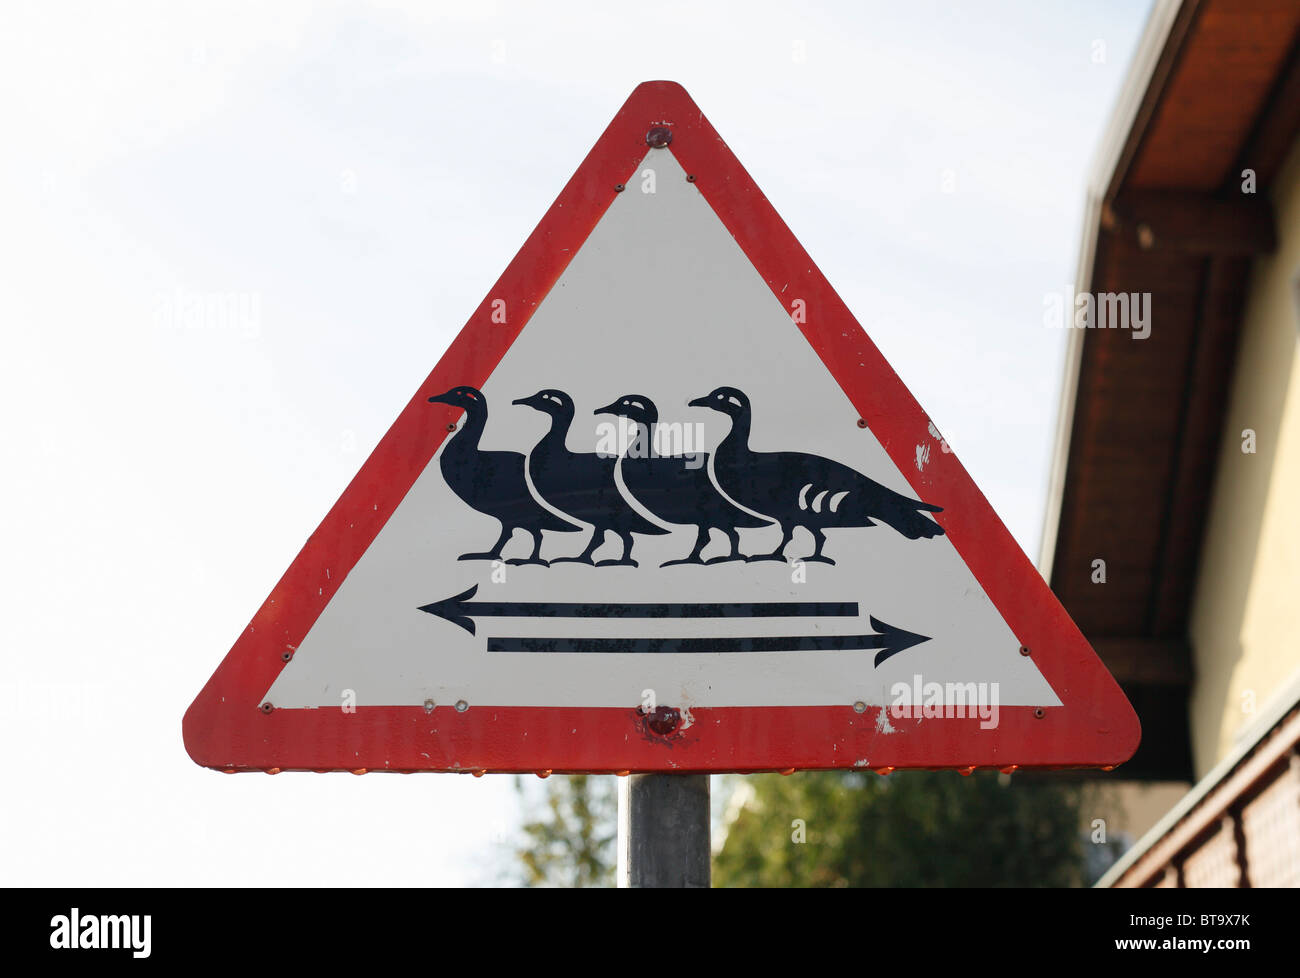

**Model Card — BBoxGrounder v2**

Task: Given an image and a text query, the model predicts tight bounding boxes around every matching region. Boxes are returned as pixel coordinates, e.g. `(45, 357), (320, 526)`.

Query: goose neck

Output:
(629, 420), (656, 459)
(453, 404), (487, 450)
(721, 411), (751, 450)
(540, 412), (573, 449)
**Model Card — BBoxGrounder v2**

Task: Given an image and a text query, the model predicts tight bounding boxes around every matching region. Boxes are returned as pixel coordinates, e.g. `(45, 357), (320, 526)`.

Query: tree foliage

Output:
(514, 769), (1093, 887)
(515, 774), (617, 887)
(714, 770), (1087, 887)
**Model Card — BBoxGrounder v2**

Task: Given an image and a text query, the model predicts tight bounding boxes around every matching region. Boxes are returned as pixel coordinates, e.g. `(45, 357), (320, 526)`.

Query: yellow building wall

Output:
(1189, 138), (1300, 779)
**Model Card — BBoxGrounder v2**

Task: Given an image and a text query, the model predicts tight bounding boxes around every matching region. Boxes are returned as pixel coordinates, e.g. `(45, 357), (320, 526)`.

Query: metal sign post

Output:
(619, 774), (710, 888)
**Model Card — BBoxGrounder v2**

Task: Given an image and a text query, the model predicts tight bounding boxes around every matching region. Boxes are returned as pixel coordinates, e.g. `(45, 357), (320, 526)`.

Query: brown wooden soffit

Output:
(1124, 0), (1300, 192)
(1102, 191), (1276, 256)
(1092, 638), (1192, 687)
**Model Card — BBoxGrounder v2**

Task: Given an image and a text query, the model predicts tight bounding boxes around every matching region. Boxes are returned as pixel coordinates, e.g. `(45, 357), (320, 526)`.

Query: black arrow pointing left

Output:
(418, 584), (859, 634)
(418, 585), (929, 667)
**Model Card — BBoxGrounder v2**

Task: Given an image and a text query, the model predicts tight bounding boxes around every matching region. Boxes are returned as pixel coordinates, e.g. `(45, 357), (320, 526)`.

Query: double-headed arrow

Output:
(418, 585), (929, 666)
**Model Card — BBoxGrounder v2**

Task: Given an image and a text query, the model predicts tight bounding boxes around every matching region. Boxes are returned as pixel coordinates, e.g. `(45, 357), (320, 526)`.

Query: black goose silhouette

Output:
(428, 386), (580, 564)
(513, 389), (670, 566)
(688, 386), (944, 564)
(594, 394), (771, 566)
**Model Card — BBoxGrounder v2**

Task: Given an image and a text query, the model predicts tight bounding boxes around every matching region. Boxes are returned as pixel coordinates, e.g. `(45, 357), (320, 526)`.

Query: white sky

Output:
(0, 0), (1151, 885)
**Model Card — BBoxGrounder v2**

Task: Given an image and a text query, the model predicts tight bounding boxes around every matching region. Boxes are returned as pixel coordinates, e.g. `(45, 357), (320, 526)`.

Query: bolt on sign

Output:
(184, 81), (1139, 775)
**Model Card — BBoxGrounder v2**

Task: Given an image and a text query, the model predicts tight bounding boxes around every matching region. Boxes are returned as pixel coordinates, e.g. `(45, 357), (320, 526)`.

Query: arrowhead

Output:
(868, 615), (930, 667)
(417, 585), (479, 635)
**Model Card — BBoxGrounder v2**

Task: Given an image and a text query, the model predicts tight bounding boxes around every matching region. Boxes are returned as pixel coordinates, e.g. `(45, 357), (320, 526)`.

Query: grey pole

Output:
(619, 773), (711, 887)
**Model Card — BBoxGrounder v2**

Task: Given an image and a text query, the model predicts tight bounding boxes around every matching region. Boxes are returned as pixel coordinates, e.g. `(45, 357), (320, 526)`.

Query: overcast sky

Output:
(0, 0), (1151, 886)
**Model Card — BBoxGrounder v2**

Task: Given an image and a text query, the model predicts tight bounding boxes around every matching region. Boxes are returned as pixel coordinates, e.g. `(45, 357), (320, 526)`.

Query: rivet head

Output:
(856, 418), (868, 429)
(685, 174), (696, 183)
(645, 705), (680, 736)
(455, 699), (469, 713)
(423, 699), (435, 713)
(1019, 645), (1031, 656)
(1034, 707), (1045, 719)
(446, 423), (457, 432)
(853, 701), (867, 714)
(646, 126), (672, 148)
(614, 183), (626, 193)
(259, 702), (274, 714)
(280, 651), (293, 662)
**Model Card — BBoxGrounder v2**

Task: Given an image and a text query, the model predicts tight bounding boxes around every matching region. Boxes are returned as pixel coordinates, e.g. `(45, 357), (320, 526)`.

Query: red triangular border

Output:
(184, 81), (1139, 774)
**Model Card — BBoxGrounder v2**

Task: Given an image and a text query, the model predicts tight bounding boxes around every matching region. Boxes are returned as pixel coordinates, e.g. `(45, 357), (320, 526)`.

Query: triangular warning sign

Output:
(184, 81), (1139, 774)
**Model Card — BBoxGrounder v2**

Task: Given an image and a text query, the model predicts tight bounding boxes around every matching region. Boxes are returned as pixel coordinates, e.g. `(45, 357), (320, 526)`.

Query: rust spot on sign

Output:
(632, 705), (699, 750)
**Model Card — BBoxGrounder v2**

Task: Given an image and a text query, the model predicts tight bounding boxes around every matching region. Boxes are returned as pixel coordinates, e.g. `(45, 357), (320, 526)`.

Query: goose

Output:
(513, 389), (670, 566)
(687, 386), (944, 564)
(427, 386), (580, 564)
(594, 394), (771, 566)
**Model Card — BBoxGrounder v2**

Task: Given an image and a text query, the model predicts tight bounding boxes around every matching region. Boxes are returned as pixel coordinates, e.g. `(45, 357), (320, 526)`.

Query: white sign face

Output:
(187, 81), (1137, 775)
(264, 149), (1058, 715)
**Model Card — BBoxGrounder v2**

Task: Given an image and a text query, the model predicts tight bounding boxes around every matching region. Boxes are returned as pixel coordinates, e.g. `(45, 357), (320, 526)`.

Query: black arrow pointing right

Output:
(487, 617), (930, 667)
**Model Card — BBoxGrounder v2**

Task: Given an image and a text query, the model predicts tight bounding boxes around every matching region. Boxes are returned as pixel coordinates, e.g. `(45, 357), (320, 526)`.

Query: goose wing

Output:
(536, 450), (669, 535)
(623, 454), (770, 529)
(477, 450), (581, 531)
(770, 451), (943, 537)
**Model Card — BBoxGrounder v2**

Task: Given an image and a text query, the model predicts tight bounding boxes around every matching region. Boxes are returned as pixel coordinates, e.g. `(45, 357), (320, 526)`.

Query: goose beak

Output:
(512, 394), (541, 409)
(427, 390), (456, 405)
(687, 395), (711, 409)
(593, 401), (620, 416)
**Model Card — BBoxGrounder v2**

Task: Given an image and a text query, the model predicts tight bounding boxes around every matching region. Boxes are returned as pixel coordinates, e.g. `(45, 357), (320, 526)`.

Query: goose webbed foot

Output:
(745, 553), (789, 563)
(704, 554), (747, 565)
(596, 557), (639, 568)
(505, 557), (549, 567)
(804, 529), (834, 565)
(664, 528), (711, 568)
(550, 555), (598, 565)
(458, 552), (504, 562)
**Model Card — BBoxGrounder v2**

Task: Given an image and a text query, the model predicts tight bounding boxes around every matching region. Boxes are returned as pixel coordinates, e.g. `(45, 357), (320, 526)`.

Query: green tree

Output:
(514, 769), (1095, 887)
(714, 769), (1088, 887)
(515, 774), (617, 887)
